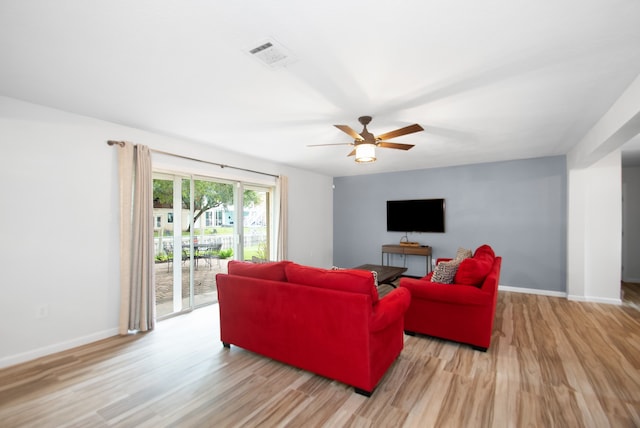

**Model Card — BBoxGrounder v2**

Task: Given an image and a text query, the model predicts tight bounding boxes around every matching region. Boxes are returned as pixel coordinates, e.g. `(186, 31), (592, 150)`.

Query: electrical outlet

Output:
(36, 304), (49, 319)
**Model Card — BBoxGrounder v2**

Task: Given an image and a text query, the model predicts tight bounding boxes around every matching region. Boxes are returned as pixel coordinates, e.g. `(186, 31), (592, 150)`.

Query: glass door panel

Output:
(243, 187), (270, 262)
(191, 178), (235, 307)
(181, 177), (193, 312)
(153, 175), (193, 318)
(152, 175), (182, 318)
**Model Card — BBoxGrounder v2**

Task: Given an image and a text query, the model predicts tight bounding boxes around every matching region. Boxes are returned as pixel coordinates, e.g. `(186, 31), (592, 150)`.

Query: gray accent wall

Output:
(333, 156), (567, 292)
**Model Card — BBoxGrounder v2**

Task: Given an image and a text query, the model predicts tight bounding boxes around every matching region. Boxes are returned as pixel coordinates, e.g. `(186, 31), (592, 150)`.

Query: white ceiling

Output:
(1, 0), (640, 176)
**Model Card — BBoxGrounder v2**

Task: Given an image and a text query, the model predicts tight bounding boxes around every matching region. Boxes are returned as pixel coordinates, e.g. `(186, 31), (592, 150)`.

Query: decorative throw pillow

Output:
(473, 244), (495, 260)
(455, 247), (473, 260)
(430, 258), (462, 284)
(454, 245), (495, 287)
(454, 256), (492, 287)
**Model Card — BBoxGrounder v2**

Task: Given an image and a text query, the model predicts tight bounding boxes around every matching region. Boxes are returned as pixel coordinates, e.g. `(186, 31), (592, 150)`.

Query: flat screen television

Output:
(386, 199), (445, 233)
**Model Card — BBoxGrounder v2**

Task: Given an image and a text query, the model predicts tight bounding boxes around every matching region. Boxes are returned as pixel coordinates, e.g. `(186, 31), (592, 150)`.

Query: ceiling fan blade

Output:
(334, 125), (364, 141)
(377, 142), (415, 150)
(376, 124), (424, 141)
(307, 142), (354, 147)
(347, 149), (356, 157)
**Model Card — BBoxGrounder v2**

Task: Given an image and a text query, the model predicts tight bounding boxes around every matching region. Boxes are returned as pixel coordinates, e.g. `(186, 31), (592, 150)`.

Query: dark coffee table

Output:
(353, 264), (408, 288)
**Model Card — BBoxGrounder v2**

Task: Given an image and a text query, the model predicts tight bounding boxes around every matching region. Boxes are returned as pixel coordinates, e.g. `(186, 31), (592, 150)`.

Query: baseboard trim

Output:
(567, 295), (622, 305)
(0, 327), (119, 369)
(498, 284), (567, 298)
(623, 277), (640, 283)
(499, 285), (622, 305)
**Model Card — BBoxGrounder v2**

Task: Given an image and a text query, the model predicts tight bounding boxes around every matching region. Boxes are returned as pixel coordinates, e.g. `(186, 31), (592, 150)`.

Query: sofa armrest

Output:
(399, 277), (492, 306)
(370, 287), (411, 332)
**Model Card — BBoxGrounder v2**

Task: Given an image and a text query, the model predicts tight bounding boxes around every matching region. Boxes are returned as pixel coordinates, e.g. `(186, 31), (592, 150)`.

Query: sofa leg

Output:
(404, 330), (416, 336)
(471, 345), (487, 352)
(222, 342), (231, 348)
(354, 388), (372, 397)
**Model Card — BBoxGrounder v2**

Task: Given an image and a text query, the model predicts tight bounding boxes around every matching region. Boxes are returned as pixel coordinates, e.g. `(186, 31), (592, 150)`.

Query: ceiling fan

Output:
(308, 116), (424, 163)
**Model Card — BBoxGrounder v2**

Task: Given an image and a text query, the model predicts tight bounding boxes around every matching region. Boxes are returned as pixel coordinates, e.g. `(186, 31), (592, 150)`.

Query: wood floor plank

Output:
(401, 366), (454, 428)
(1, 290), (640, 427)
(286, 384), (352, 426)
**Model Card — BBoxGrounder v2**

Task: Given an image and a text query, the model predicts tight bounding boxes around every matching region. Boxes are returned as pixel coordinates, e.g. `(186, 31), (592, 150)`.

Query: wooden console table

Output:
(381, 244), (432, 276)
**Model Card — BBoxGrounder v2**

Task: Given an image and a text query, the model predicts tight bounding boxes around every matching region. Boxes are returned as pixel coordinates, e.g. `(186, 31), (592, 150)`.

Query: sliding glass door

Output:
(153, 173), (237, 318)
(153, 172), (274, 319)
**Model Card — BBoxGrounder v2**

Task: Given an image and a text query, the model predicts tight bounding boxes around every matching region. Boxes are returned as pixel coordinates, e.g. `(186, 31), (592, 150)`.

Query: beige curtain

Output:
(277, 175), (288, 261)
(117, 142), (155, 335)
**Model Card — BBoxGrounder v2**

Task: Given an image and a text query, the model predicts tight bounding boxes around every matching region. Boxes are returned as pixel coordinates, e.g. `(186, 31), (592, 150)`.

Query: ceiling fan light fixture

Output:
(312, 116), (423, 163)
(355, 143), (376, 163)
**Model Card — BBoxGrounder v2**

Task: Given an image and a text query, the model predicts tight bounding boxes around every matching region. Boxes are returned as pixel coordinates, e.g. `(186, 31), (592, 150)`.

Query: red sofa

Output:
(216, 260), (411, 396)
(399, 245), (501, 351)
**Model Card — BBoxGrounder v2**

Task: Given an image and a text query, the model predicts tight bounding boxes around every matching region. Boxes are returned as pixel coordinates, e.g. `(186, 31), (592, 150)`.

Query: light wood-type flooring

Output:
(1, 286), (639, 427)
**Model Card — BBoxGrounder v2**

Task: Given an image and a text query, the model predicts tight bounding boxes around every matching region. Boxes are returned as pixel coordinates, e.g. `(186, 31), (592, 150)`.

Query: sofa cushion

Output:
(286, 263), (379, 304)
(421, 272), (434, 281)
(227, 260), (291, 282)
(333, 266), (379, 286)
(453, 245), (495, 287)
(430, 258), (462, 284)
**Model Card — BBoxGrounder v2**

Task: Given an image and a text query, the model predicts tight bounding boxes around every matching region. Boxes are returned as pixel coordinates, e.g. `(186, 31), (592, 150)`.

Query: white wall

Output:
(0, 96), (333, 368)
(622, 166), (640, 282)
(567, 150), (622, 303)
(566, 73), (640, 304)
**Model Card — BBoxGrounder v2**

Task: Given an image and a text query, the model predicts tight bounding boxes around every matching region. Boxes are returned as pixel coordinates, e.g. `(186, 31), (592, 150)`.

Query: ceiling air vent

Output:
(247, 39), (296, 68)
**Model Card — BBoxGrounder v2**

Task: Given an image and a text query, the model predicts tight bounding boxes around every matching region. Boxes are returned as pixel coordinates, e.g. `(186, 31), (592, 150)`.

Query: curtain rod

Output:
(107, 140), (280, 179)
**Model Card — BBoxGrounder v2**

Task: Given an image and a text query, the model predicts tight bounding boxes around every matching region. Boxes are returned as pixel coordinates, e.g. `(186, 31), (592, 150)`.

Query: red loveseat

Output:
(216, 261), (411, 396)
(399, 245), (502, 351)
